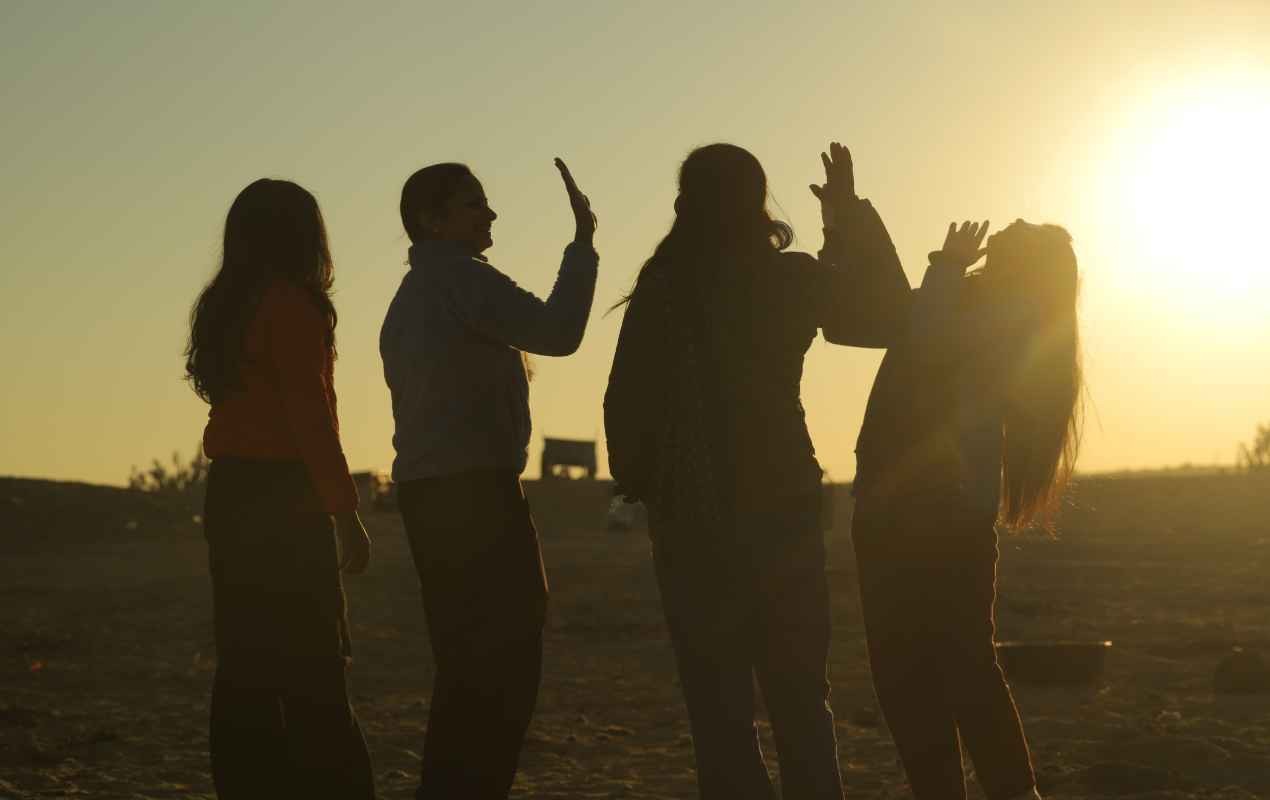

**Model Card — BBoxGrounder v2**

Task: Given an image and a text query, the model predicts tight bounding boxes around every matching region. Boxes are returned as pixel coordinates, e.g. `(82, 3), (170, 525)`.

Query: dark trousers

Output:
(204, 458), (375, 800)
(851, 493), (1035, 800)
(650, 494), (844, 800)
(397, 470), (548, 800)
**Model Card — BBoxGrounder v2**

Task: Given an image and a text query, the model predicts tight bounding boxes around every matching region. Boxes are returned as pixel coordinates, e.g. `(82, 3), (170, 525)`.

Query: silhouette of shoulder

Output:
(260, 280), (326, 328)
(775, 249), (820, 271)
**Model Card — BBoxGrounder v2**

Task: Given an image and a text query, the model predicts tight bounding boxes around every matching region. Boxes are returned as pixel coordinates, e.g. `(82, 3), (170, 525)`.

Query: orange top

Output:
(203, 281), (359, 513)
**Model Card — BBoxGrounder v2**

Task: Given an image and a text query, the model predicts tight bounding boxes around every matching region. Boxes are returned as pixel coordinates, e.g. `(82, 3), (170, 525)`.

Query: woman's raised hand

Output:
(555, 158), (597, 246)
(936, 220), (990, 271)
(809, 141), (856, 229)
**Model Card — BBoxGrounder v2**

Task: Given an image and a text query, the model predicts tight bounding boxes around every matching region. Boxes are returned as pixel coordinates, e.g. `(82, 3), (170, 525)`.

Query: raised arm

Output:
(447, 159), (599, 356)
(909, 220), (990, 364)
(808, 142), (912, 348)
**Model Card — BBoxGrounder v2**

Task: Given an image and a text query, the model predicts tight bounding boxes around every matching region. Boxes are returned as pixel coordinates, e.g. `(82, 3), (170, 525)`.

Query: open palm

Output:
(938, 220), (990, 271)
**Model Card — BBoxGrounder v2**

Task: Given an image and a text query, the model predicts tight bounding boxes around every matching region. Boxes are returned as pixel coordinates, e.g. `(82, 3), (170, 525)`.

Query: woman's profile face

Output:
(430, 174), (498, 254)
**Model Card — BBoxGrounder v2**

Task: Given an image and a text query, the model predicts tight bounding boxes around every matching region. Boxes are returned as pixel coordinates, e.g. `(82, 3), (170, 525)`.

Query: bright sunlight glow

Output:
(1099, 69), (1270, 327)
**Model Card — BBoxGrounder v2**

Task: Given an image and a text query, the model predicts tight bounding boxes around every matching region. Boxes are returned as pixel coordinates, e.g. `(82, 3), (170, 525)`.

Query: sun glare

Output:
(1100, 70), (1270, 326)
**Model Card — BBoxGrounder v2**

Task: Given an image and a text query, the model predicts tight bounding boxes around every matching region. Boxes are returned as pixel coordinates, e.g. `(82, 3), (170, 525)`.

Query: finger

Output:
(821, 151), (832, 178)
(554, 157), (581, 196)
(976, 219), (990, 246)
(841, 144), (855, 196)
(944, 221), (957, 245)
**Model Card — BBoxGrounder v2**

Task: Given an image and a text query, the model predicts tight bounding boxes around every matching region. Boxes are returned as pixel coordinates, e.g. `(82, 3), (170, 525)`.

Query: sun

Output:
(1099, 69), (1270, 326)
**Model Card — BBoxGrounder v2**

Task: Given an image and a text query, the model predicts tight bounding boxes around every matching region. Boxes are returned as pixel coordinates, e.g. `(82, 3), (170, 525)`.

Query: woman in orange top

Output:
(187, 178), (375, 799)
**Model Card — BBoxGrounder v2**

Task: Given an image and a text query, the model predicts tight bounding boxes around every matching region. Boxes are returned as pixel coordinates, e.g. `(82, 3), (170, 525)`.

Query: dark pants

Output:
(650, 493), (844, 800)
(851, 493), (1035, 800)
(397, 470), (548, 800)
(204, 458), (375, 800)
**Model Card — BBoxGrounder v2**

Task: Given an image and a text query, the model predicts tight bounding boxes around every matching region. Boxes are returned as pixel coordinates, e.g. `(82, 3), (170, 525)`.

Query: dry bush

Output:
(1239, 423), (1270, 471)
(127, 444), (208, 499)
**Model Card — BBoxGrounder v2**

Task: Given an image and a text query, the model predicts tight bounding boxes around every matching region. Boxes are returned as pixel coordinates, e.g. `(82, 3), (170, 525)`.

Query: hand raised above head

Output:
(555, 158), (597, 246)
(809, 141), (856, 229)
(934, 220), (990, 272)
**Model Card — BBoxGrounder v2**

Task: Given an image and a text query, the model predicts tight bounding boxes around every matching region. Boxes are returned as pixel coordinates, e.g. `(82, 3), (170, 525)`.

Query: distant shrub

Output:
(1238, 423), (1270, 471)
(128, 445), (209, 497)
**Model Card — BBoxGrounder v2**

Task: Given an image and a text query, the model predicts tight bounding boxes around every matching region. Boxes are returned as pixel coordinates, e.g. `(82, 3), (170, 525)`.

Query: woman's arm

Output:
(603, 279), (664, 501)
(908, 220), (989, 364)
(448, 244), (598, 355)
(264, 284), (360, 515)
(446, 159), (600, 356)
(808, 142), (912, 348)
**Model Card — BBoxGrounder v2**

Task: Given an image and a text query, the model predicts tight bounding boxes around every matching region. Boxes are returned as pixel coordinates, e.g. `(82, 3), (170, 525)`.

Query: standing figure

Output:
(849, 203), (1082, 799)
(189, 179), (375, 799)
(604, 142), (906, 800)
(380, 159), (598, 799)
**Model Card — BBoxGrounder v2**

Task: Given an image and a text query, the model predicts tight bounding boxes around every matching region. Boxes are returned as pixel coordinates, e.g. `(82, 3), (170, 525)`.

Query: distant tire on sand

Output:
(995, 640), (1112, 685)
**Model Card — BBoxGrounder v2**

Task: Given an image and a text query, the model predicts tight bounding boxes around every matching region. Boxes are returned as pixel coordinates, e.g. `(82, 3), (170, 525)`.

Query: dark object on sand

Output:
(995, 640), (1111, 685)
(542, 438), (598, 479)
(1214, 648), (1270, 694)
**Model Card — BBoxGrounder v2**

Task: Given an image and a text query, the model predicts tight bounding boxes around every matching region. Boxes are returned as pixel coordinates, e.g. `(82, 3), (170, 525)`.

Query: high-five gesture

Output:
(555, 158), (597, 246)
(936, 220), (990, 272)
(808, 141), (856, 229)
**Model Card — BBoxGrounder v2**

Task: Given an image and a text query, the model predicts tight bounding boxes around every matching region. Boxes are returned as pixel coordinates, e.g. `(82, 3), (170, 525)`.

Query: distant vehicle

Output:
(351, 470), (396, 511)
(541, 438), (597, 480)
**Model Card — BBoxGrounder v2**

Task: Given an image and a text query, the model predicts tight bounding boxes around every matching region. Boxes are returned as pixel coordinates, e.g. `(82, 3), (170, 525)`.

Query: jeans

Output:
(204, 458), (375, 800)
(397, 470), (547, 800)
(851, 492), (1035, 800)
(650, 493), (845, 800)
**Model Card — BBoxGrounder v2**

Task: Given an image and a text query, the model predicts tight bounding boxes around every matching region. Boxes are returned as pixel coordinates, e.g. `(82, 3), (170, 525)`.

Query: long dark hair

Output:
(991, 224), (1083, 530)
(617, 143), (792, 308)
(400, 163), (474, 243)
(185, 179), (336, 404)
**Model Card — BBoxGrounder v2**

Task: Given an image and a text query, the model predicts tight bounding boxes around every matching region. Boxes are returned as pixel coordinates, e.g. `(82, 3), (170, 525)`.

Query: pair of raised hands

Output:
(809, 140), (989, 271)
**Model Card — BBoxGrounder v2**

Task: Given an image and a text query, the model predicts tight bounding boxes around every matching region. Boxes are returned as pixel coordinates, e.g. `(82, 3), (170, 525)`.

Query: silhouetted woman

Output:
(604, 143), (904, 800)
(187, 179), (375, 798)
(849, 205), (1082, 799)
(380, 159), (597, 799)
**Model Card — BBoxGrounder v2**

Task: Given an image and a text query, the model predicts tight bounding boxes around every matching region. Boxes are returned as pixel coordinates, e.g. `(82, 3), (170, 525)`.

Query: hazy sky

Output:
(3, 0), (1269, 485)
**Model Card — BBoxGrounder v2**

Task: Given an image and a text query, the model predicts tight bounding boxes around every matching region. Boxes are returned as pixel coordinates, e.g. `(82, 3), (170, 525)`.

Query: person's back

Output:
(699, 248), (830, 501)
(380, 240), (535, 481)
(187, 178), (374, 800)
(605, 141), (905, 800)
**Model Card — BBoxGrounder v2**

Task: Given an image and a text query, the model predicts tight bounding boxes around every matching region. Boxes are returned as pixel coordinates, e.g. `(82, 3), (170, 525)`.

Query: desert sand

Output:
(2, 472), (1269, 799)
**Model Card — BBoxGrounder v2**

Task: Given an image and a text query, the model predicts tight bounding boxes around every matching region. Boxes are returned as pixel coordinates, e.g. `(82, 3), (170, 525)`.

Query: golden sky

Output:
(2, 1), (1268, 485)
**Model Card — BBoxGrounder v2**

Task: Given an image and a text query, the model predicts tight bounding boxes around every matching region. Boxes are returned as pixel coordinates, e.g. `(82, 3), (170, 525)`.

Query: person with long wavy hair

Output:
(848, 191), (1082, 797)
(187, 178), (375, 799)
(604, 143), (906, 800)
(380, 158), (597, 799)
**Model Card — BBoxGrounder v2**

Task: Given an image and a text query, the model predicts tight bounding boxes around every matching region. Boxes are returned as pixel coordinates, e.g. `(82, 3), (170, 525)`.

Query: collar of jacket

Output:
(408, 239), (488, 268)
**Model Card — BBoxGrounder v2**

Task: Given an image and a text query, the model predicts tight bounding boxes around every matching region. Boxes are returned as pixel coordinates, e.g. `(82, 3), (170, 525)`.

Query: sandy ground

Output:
(2, 473), (1270, 799)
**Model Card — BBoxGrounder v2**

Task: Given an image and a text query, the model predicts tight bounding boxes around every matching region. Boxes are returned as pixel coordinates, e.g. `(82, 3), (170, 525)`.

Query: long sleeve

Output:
(447, 242), (599, 356)
(263, 285), (358, 513)
(603, 279), (664, 501)
(815, 197), (912, 348)
(908, 254), (973, 366)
